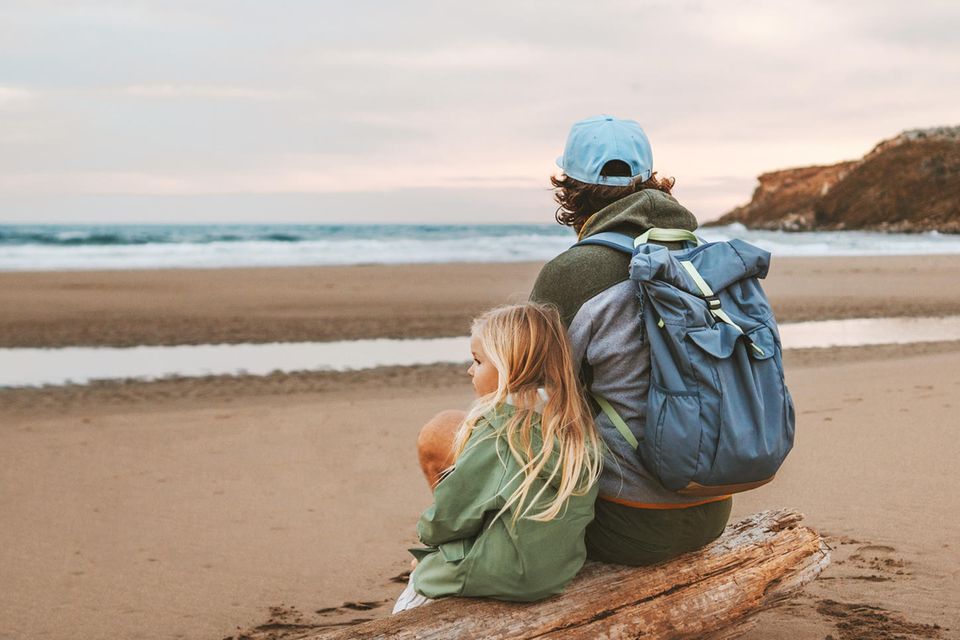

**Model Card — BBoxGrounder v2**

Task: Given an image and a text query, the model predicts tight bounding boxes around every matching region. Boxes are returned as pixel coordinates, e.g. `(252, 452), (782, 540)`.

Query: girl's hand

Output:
(410, 558), (418, 570)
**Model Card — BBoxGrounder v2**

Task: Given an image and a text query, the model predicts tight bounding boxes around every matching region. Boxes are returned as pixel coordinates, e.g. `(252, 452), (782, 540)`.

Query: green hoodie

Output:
(410, 404), (598, 601)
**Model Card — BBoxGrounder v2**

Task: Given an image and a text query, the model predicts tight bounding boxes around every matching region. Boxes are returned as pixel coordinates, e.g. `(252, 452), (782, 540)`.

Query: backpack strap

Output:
(678, 260), (765, 356)
(575, 228), (702, 252)
(678, 260), (743, 332)
(593, 394), (639, 450)
(634, 228), (701, 247)
(575, 231), (634, 253)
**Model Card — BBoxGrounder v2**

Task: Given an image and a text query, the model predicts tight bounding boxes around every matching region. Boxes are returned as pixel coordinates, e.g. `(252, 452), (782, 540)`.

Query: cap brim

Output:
(555, 155), (564, 170)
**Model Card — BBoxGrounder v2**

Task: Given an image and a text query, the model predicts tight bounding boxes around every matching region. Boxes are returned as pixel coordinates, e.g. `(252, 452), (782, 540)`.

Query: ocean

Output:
(2, 223), (960, 271)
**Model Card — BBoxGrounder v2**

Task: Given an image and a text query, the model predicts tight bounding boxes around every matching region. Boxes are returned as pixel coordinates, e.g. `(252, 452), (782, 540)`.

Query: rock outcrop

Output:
(711, 126), (960, 232)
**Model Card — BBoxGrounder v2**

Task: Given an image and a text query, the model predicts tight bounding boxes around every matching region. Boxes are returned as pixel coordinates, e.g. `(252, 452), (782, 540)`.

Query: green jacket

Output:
(411, 405), (598, 601)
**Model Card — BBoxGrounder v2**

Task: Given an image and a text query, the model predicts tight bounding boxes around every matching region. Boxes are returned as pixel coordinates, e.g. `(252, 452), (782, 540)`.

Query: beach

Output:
(4, 256), (960, 348)
(2, 257), (959, 640)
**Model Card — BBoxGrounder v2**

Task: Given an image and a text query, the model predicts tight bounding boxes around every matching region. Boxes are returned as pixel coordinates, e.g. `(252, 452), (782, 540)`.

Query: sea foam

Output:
(2, 223), (960, 271)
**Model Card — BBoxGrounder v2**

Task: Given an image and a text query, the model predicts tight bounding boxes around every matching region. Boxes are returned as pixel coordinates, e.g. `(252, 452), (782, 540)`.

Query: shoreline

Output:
(4, 255), (960, 348)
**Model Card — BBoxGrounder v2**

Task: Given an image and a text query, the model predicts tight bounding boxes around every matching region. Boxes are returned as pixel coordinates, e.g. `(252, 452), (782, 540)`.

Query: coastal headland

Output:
(711, 126), (960, 233)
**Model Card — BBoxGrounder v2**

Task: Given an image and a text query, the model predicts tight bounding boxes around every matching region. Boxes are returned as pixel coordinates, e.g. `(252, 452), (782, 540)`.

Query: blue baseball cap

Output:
(556, 115), (654, 186)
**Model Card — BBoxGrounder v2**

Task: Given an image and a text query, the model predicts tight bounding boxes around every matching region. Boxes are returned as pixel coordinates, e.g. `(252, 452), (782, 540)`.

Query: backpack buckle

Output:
(705, 295), (722, 310)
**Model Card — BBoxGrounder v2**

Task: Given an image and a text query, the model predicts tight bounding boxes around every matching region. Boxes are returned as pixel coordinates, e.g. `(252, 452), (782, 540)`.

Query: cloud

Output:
(306, 42), (553, 71)
(0, 157), (548, 196)
(0, 171), (188, 195)
(116, 84), (298, 101)
(1, 1), (958, 222)
(0, 187), (558, 224)
(0, 86), (34, 109)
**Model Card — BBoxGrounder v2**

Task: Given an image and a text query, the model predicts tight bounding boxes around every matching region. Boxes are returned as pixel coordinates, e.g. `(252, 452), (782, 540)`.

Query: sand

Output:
(4, 255), (960, 348)
(1, 258), (959, 639)
(0, 262), (542, 348)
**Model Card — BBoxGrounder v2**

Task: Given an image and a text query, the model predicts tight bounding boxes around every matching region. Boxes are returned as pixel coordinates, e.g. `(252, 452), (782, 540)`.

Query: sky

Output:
(0, 0), (958, 224)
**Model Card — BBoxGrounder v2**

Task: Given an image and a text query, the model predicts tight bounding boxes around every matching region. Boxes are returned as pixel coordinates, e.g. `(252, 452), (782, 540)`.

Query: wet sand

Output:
(1, 259), (960, 639)
(4, 255), (960, 347)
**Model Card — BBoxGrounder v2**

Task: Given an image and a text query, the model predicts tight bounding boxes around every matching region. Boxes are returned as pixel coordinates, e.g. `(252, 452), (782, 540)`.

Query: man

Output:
(529, 114), (730, 564)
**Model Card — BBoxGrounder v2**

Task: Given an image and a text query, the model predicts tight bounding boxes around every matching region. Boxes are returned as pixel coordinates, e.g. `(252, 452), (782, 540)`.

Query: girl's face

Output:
(468, 333), (500, 397)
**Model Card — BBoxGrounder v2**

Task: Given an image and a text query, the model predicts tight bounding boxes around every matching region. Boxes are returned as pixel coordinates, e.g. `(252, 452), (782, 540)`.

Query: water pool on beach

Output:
(3, 316), (960, 388)
(0, 337), (471, 388)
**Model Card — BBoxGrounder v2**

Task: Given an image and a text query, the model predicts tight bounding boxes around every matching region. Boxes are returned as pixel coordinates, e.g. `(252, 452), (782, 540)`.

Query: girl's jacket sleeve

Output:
(417, 419), (508, 547)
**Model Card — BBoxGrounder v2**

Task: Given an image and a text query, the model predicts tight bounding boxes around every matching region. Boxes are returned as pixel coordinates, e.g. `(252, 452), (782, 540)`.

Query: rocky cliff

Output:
(711, 126), (960, 232)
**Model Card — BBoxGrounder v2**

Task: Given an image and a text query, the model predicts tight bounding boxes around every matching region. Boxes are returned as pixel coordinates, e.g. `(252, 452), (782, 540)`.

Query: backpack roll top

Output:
(630, 240), (770, 301)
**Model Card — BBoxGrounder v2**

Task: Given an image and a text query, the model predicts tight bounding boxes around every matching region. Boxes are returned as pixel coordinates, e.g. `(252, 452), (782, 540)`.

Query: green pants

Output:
(585, 497), (732, 566)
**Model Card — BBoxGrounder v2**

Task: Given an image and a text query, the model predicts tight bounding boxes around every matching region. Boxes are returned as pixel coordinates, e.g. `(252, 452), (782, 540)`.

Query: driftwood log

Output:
(313, 508), (829, 640)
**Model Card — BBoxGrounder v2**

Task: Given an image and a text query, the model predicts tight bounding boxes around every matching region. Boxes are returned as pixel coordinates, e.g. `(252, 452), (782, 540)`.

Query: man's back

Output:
(531, 188), (732, 564)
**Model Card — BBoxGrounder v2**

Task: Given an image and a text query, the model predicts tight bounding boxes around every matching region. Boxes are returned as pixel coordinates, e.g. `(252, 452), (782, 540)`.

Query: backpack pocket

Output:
(645, 383), (702, 492)
(694, 323), (791, 490)
(748, 323), (796, 465)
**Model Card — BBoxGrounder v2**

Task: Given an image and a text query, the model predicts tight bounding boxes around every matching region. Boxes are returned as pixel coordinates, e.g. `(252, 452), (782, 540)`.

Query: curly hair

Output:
(551, 161), (676, 232)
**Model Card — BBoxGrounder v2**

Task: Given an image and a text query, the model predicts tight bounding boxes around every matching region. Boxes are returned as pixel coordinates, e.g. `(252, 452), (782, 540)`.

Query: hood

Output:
(578, 189), (699, 240)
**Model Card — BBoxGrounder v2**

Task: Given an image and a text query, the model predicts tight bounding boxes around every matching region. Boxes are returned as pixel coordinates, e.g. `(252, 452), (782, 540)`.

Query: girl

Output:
(394, 303), (603, 613)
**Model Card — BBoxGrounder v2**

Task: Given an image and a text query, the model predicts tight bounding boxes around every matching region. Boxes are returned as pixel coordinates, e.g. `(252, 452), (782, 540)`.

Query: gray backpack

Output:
(577, 228), (796, 497)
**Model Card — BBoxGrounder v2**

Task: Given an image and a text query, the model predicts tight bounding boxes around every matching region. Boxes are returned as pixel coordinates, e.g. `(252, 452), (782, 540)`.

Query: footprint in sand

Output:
(816, 599), (944, 640)
(315, 600), (388, 616)
(822, 538), (911, 583)
(228, 601), (391, 640)
(390, 570), (412, 584)
(848, 544), (909, 578)
(857, 544), (895, 553)
(343, 601), (383, 611)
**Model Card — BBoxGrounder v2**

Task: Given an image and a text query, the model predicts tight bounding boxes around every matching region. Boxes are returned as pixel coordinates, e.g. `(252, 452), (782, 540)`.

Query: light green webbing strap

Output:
(593, 394), (639, 450)
(679, 260), (765, 356)
(679, 260), (744, 333)
(634, 227), (701, 248)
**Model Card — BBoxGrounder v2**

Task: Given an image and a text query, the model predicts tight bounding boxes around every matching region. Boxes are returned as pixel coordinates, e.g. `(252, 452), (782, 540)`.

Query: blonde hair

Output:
(452, 303), (602, 524)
